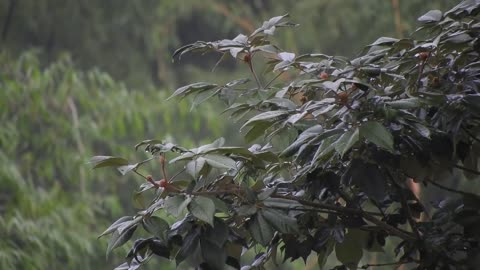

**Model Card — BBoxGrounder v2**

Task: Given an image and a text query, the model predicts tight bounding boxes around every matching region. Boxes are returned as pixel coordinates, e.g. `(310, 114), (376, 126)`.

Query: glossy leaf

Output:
(203, 154), (236, 170)
(248, 212), (275, 246)
(168, 82), (218, 100)
(335, 128), (359, 157)
(89, 156), (128, 169)
(106, 225), (137, 258)
(359, 121), (394, 152)
(165, 195), (192, 217)
(142, 216), (169, 241)
(188, 196), (215, 226)
(262, 209), (298, 234)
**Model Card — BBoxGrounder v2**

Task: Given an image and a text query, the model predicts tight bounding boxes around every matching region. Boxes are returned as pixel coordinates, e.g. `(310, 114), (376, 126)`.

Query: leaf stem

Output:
(247, 57), (263, 89)
(133, 170), (149, 179)
(264, 72), (283, 89)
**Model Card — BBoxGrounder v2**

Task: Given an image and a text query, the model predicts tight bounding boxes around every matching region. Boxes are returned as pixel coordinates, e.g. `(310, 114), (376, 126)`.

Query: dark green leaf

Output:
(201, 238), (227, 270)
(368, 37), (399, 47)
(168, 82), (218, 100)
(175, 229), (200, 266)
(262, 198), (302, 209)
(335, 128), (359, 157)
(117, 164), (138, 175)
(188, 196), (215, 226)
(89, 156), (128, 169)
(386, 98), (422, 109)
(142, 216), (169, 241)
(236, 205), (258, 216)
(204, 219), (229, 247)
(418, 10), (443, 23)
(359, 121), (394, 152)
(244, 121), (274, 143)
(165, 195), (191, 217)
(99, 216), (133, 238)
(106, 225), (137, 258)
(317, 240), (334, 269)
(186, 157), (207, 179)
(241, 110), (289, 131)
(262, 209), (298, 234)
(203, 154), (236, 170)
(248, 213), (275, 246)
(196, 137), (225, 153)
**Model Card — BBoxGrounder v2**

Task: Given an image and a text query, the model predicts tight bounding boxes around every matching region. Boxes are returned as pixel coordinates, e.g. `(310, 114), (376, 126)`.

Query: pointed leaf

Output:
(262, 209), (298, 233)
(189, 196), (215, 226)
(248, 213), (275, 246)
(165, 195), (192, 217)
(186, 157), (207, 179)
(99, 216), (133, 238)
(418, 10), (443, 23)
(89, 156), (128, 169)
(335, 128), (359, 157)
(201, 238), (227, 270)
(203, 154), (236, 170)
(241, 110), (289, 130)
(142, 216), (169, 241)
(106, 225), (137, 258)
(168, 82), (218, 100)
(360, 122), (394, 152)
(117, 164), (138, 175)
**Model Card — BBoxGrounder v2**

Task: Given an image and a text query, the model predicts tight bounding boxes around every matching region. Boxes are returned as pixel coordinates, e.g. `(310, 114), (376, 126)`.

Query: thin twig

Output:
(169, 168), (186, 182)
(462, 126), (480, 143)
(133, 170), (149, 180)
(360, 259), (414, 269)
(264, 72), (283, 89)
(434, 161), (480, 176)
(426, 179), (480, 199)
(272, 194), (417, 241)
(159, 154), (169, 181)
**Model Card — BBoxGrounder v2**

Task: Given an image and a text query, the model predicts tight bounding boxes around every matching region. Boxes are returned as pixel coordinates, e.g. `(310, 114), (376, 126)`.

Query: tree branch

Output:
(462, 126), (480, 143)
(426, 179), (480, 199)
(360, 259), (416, 269)
(432, 160), (480, 176)
(272, 194), (417, 241)
(265, 72), (284, 89)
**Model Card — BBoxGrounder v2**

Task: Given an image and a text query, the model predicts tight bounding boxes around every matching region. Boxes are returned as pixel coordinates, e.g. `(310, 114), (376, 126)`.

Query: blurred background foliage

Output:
(0, 0), (456, 269)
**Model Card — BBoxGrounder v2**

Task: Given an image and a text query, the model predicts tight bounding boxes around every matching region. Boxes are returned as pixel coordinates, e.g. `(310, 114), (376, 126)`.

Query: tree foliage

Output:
(95, 1), (480, 269)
